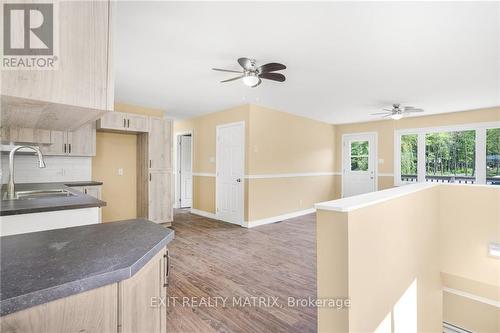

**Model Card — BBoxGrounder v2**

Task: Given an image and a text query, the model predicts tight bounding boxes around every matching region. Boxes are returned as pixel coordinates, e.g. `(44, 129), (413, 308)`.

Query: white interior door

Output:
(342, 133), (377, 197)
(216, 122), (245, 225)
(179, 135), (192, 208)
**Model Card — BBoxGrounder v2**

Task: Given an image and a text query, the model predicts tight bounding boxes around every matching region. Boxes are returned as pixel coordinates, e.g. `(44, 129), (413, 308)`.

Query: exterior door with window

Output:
(342, 133), (377, 197)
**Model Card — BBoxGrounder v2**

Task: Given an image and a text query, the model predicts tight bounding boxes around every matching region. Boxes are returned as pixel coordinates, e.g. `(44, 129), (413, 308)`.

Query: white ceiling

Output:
(114, 1), (500, 124)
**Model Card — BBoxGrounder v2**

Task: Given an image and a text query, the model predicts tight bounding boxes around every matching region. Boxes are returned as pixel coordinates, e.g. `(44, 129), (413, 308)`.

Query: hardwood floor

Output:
(166, 209), (317, 333)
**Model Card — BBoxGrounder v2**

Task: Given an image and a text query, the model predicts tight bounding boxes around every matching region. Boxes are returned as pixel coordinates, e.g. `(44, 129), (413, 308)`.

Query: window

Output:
(425, 130), (475, 183)
(395, 122), (500, 186)
(350, 141), (369, 171)
(486, 128), (500, 185)
(400, 134), (418, 183)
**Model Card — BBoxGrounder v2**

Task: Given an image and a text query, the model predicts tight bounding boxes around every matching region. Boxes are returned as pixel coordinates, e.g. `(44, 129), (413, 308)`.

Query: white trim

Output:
(443, 322), (472, 333)
(341, 132), (378, 197)
(443, 287), (500, 308)
(395, 121), (500, 135)
(190, 208), (217, 220)
(316, 182), (437, 212)
(244, 208), (316, 228)
(245, 172), (336, 179)
(174, 130), (194, 209)
(192, 172), (216, 177)
(215, 121), (246, 226)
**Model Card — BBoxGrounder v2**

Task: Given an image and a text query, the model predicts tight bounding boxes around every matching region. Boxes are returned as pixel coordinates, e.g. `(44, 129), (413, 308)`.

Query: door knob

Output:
(236, 178), (241, 182)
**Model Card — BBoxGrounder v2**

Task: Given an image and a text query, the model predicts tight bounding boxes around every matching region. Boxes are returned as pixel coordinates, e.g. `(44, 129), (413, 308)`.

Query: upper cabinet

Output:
(97, 112), (149, 133)
(40, 123), (96, 157)
(149, 117), (173, 170)
(1, 1), (114, 131)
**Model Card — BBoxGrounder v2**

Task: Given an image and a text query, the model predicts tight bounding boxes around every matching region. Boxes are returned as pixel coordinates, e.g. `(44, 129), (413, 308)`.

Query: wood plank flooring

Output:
(166, 209), (317, 333)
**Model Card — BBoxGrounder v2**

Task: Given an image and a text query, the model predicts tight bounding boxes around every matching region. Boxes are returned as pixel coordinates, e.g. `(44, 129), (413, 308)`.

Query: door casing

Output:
(174, 130), (193, 208)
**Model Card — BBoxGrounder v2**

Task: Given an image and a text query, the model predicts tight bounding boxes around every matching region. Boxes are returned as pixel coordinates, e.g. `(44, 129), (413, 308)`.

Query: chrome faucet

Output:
(7, 146), (46, 199)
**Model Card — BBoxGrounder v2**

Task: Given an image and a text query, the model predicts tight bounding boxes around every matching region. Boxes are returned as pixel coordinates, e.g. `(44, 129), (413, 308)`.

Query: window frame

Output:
(394, 121), (500, 186)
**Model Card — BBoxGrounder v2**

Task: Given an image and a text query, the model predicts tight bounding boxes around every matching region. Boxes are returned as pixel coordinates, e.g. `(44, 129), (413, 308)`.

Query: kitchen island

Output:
(0, 219), (174, 332)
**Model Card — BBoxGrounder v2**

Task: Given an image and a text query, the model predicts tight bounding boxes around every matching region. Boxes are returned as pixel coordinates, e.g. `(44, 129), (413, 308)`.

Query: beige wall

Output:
(333, 107), (500, 192)
(443, 292), (499, 333)
(92, 103), (165, 222)
(174, 104), (337, 223)
(92, 131), (137, 222)
(318, 187), (442, 332)
(317, 184), (500, 333)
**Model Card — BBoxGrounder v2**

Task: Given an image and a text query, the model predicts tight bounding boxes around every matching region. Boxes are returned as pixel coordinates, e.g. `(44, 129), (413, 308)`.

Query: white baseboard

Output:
(244, 208), (316, 228)
(190, 208), (217, 220)
(189, 207), (316, 228)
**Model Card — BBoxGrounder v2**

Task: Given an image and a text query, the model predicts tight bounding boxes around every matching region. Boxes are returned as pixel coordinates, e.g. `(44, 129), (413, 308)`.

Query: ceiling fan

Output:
(371, 104), (424, 120)
(212, 57), (286, 88)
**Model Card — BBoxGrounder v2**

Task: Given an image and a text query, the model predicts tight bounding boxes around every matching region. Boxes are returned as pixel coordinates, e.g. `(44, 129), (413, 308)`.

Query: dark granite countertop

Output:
(0, 182), (106, 216)
(0, 219), (175, 316)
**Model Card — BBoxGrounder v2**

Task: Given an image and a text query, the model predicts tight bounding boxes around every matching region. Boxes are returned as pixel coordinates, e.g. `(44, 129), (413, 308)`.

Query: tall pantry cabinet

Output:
(137, 117), (173, 225)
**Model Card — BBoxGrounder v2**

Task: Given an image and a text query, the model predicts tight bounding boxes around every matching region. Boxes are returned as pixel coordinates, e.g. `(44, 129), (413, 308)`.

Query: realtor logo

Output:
(2, 2), (58, 69)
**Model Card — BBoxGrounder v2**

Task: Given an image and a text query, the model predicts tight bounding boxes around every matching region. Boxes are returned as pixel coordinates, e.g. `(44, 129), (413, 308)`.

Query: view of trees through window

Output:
(487, 128), (500, 181)
(425, 130), (475, 179)
(400, 134), (418, 181)
(350, 141), (369, 171)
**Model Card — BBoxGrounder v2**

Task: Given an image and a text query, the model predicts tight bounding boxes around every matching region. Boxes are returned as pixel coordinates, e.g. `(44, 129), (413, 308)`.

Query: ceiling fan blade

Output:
(382, 108), (393, 112)
(220, 75), (244, 83)
(382, 114), (394, 118)
(405, 109), (424, 113)
(258, 62), (286, 73)
(259, 72), (286, 82)
(238, 57), (253, 70)
(212, 68), (242, 74)
(371, 112), (391, 115)
(251, 78), (262, 88)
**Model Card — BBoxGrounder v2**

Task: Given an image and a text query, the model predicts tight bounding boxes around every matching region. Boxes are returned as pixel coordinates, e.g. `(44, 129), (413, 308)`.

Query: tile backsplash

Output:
(1, 155), (92, 184)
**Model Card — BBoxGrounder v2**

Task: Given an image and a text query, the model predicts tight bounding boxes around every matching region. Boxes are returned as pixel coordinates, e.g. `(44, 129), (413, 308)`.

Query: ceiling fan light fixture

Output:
(242, 73), (259, 87)
(391, 113), (403, 120)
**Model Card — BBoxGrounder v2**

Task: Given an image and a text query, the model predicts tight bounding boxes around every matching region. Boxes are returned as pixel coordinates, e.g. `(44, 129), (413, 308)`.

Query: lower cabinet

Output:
(149, 171), (173, 224)
(71, 185), (103, 222)
(0, 247), (169, 333)
(119, 247), (169, 333)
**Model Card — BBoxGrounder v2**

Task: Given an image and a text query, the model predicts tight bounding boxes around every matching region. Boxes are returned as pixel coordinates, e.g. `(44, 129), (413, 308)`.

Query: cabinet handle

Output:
(68, 143), (71, 154)
(123, 119), (126, 128)
(84, 188), (87, 194)
(149, 173), (151, 182)
(149, 159), (152, 168)
(63, 143), (66, 153)
(127, 119), (130, 128)
(163, 251), (170, 287)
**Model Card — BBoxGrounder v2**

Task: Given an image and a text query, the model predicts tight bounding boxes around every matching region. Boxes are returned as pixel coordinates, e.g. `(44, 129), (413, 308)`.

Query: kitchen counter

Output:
(0, 182), (105, 216)
(0, 219), (175, 316)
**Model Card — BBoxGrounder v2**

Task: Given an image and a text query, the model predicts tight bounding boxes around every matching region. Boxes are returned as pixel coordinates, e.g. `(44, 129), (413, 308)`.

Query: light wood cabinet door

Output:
(149, 171), (172, 224)
(67, 123), (96, 156)
(1, 1), (113, 110)
(0, 284), (118, 333)
(41, 130), (66, 155)
(149, 118), (172, 170)
(84, 185), (102, 200)
(0, 128), (52, 145)
(127, 114), (149, 132)
(97, 111), (127, 131)
(119, 247), (167, 333)
(98, 112), (149, 133)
